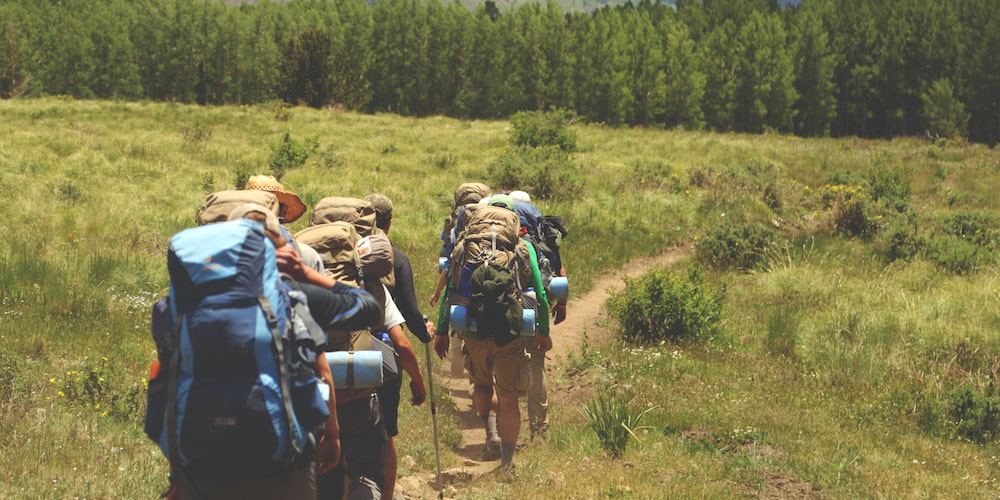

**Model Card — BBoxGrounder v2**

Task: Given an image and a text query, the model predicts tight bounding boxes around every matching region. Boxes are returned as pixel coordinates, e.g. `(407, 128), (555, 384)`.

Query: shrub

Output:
(268, 132), (318, 179)
(818, 184), (878, 237)
(608, 267), (724, 344)
(876, 213), (925, 262)
(581, 392), (653, 459)
(627, 159), (682, 192)
(508, 108), (578, 152)
(486, 144), (582, 201)
(695, 221), (776, 271)
(926, 236), (985, 274)
(939, 211), (1000, 250)
(944, 383), (1000, 443)
(865, 156), (911, 212)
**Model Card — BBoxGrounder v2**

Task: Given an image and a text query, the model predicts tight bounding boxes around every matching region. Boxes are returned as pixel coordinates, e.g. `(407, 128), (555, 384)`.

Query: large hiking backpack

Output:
(438, 183), (491, 269)
(196, 190), (280, 226)
(295, 198), (395, 352)
(144, 218), (329, 470)
(447, 205), (534, 345)
(513, 201), (569, 300)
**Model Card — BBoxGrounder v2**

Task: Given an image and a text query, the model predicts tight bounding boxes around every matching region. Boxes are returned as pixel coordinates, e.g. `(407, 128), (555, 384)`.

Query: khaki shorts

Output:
(463, 337), (530, 398)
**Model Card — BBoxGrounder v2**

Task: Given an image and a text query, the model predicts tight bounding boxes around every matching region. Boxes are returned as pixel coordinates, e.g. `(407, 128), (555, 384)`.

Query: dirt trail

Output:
(401, 246), (690, 498)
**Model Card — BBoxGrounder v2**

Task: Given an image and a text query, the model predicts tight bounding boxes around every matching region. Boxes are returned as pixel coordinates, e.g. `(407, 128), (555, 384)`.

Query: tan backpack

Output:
(311, 197), (378, 237)
(196, 190), (279, 226)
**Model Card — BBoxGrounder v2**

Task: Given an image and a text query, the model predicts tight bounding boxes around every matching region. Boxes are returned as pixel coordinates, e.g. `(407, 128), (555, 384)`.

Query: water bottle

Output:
(379, 332), (392, 346)
(521, 288), (538, 336)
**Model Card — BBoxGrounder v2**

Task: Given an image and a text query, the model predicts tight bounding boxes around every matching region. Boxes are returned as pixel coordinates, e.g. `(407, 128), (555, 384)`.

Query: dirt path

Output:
(400, 246), (690, 498)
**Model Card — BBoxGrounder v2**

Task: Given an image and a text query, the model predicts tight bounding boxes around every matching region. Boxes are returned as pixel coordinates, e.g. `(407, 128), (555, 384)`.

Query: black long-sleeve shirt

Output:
(391, 247), (431, 343)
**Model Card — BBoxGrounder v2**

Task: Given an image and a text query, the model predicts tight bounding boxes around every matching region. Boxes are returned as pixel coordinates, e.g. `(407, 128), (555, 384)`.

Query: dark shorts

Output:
(317, 392), (387, 500)
(375, 377), (402, 437)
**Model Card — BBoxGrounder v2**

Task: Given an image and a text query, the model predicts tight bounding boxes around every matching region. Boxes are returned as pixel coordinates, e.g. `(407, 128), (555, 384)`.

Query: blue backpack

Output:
(145, 219), (328, 470)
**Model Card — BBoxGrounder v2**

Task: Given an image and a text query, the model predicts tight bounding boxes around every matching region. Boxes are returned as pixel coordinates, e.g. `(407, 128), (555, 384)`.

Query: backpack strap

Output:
(258, 296), (301, 462)
(166, 315), (183, 469)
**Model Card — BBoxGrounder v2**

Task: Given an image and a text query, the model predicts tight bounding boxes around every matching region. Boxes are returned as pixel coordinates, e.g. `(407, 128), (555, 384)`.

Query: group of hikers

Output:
(144, 177), (568, 499)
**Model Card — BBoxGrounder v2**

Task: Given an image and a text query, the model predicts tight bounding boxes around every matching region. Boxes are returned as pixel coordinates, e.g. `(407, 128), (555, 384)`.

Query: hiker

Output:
(433, 194), (553, 470)
(295, 195), (426, 500)
(244, 174), (325, 274)
(365, 193), (436, 500)
(147, 204), (383, 500)
(509, 190), (569, 440)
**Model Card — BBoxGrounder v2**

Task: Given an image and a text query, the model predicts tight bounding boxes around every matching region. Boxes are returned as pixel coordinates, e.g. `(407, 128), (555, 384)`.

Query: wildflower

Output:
(58, 391), (65, 397)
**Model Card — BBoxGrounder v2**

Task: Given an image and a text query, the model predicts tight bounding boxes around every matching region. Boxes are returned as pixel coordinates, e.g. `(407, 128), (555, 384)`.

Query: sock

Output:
(481, 413), (499, 440)
(500, 442), (516, 466)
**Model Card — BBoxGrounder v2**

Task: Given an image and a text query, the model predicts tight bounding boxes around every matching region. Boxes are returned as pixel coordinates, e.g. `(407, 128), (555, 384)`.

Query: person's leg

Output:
(492, 338), (531, 468)
(383, 436), (397, 500)
(375, 378), (402, 500)
(464, 337), (502, 457)
(525, 340), (548, 438)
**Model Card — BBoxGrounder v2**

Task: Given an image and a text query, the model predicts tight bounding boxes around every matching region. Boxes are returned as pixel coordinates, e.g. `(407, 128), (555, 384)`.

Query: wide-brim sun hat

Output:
(245, 174), (307, 223)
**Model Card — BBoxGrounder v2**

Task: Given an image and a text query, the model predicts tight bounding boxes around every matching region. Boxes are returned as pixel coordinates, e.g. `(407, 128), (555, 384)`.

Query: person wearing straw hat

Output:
(244, 175), (324, 274)
(245, 175), (308, 224)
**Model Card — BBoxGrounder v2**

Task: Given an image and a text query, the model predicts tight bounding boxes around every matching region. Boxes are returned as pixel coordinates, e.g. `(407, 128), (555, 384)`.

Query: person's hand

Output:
(552, 302), (567, 325)
(434, 334), (450, 360)
(535, 334), (552, 354)
(423, 320), (437, 344)
(275, 245), (306, 280)
(409, 378), (427, 406)
(429, 290), (441, 307)
(315, 429), (341, 474)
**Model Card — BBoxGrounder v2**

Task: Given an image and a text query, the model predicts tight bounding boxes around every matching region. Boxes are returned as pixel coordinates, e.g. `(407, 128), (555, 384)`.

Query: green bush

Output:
(865, 157), (911, 212)
(608, 267), (724, 344)
(926, 236), (985, 274)
(486, 144), (582, 200)
(268, 132), (319, 180)
(944, 383), (1000, 443)
(627, 159), (683, 192)
(939, 211), (1000, 250)
(876, 213), (926, 262)
(508, 108), (578, 152)
(695, 221), (776, 271)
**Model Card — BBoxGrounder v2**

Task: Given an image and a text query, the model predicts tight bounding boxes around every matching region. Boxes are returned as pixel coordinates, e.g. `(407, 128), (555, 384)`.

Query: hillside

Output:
(1, 99), (999, 498)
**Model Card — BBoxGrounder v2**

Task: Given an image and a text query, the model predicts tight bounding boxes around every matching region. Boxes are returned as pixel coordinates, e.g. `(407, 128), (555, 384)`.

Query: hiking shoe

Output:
(481, 436), (502, 461)
(495, 461), (517, 476)
(530, 427), (548, 441)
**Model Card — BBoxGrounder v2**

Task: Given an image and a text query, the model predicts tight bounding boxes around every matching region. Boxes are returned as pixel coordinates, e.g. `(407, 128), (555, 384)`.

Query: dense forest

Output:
(1, 0), (997, 144)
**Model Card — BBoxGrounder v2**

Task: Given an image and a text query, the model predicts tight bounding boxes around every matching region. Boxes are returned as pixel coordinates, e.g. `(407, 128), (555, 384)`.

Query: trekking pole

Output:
(422, 328), (444, 494)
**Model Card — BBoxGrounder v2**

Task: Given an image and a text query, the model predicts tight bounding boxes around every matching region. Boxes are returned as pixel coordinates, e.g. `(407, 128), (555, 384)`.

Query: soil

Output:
(393, 246), (691, 499)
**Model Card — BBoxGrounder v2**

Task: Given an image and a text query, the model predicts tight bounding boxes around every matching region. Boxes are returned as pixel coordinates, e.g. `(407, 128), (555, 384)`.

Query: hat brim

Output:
(274, 192), (307, 223)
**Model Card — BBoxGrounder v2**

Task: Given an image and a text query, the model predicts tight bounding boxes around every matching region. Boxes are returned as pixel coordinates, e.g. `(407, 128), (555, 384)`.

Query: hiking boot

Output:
(481, 435), (502, 461)
(530, 426), (548, 441)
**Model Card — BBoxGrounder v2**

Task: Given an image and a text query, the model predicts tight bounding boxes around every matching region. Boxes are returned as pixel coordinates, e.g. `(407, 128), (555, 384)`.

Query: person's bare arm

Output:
(386, 324), (426, 405)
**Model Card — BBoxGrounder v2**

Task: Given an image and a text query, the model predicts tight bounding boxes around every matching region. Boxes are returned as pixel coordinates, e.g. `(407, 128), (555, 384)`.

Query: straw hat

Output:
(245, 175), (307, 223)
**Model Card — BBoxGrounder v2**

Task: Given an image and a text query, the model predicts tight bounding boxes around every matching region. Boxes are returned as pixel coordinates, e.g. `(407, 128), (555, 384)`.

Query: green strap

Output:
(437, 277), (451, 333)
(523, 243), (550, 337)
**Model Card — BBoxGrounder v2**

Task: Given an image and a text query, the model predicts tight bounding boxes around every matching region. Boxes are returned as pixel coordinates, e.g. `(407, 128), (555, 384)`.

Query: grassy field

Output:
(1, 97), (999, 498)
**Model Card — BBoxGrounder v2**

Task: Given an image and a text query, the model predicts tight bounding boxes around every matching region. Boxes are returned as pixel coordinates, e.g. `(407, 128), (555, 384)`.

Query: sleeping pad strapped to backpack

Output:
(145, 218), (329, 471)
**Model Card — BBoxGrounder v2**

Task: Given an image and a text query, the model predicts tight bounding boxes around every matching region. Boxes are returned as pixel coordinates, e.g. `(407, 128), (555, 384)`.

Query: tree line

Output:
(1, 0), (997, 144)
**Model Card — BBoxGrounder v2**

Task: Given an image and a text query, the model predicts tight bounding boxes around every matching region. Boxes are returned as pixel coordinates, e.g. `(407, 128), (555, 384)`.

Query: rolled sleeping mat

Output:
(327, 350), (383, 389)
(449, 305), (477, 332)
(548, 276), (569, 300)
